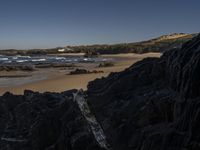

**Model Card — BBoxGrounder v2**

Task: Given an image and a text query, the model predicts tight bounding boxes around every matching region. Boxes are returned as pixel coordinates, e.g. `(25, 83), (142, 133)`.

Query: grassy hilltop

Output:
(0, 33), (196, 56)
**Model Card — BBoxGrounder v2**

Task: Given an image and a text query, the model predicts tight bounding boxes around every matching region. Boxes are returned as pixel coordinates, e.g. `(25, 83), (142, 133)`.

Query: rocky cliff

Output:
(87, 34), (200, 150)
(1, 34), (200, 150)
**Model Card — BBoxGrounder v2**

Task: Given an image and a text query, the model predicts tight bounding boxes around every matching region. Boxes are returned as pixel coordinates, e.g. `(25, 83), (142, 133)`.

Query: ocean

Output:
(0, 55), (109, 65)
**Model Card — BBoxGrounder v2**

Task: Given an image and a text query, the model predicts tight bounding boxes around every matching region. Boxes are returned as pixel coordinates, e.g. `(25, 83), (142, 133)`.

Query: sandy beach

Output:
(0, 53), (161, 95)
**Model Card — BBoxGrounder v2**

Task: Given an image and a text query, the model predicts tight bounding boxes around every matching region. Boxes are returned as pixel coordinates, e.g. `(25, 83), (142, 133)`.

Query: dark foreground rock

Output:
(87, 34), (200, 150)
(0, 90), (104, 150)
(1, 34), (200, 150)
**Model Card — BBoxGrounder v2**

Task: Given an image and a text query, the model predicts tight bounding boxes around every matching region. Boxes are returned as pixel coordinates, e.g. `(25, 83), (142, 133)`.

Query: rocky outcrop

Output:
(87, 34), (200, 150)
(1, 34), (200, 150)
(0, 90), (104, 150)
(69, 69), (104, 75)
(0, 65), (35, 71)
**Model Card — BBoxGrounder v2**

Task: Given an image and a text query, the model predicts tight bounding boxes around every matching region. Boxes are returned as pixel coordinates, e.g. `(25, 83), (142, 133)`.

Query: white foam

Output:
(55, 57), (66, 60)
(12, 57), (18, 60)
(4, 61), (12, 63)
(17, 60), (28, 63)
(0, 58), (8, 61)
(31, 59), (46, 62)
(17, 56), (31, 58)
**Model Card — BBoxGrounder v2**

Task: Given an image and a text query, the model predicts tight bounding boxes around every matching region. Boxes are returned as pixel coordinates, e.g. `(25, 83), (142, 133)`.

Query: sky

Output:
(0, 0), (199, 49)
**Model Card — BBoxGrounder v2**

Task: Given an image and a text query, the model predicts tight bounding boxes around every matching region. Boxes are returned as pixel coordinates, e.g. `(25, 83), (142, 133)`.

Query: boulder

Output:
(0, 90), (104, 150)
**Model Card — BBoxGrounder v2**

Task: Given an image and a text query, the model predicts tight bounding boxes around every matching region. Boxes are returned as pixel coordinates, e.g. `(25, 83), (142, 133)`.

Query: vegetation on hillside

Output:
(0, 33), (196, 56)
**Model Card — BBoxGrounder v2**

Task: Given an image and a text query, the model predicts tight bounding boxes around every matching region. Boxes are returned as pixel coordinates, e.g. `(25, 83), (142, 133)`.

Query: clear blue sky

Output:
(0, 0), (199, 49)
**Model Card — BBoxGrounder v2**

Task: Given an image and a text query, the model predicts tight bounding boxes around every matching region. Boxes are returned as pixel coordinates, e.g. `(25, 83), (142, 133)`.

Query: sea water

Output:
(0, 55), (109, 65)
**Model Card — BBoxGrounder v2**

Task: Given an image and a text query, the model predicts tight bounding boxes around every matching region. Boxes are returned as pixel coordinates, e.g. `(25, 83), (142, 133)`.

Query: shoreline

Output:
(0, 53), (161, 95)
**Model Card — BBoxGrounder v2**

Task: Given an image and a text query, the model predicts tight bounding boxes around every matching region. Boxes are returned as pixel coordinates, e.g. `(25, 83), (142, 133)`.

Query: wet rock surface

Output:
(1, 34), (200, 150)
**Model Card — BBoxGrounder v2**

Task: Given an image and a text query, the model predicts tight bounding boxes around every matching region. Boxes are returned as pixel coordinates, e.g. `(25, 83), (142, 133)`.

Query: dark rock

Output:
(87, 34), (200, 150)
(0, 65), (35, 71)
(0, 91), (104, 150)
(69, 68), (104, 75)
(1, 34), (200, 150)
(70, 68), (89, 74)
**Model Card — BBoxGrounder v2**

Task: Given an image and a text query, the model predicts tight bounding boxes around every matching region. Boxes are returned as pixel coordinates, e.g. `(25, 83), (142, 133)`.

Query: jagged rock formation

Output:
(1, 34), (200, 150)
(0, 90), (104, 150)
(87, 34), (200, 150)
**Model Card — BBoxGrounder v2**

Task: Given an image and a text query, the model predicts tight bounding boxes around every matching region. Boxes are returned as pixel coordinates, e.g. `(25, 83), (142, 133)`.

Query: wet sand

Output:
(0, 53), (161, 95)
